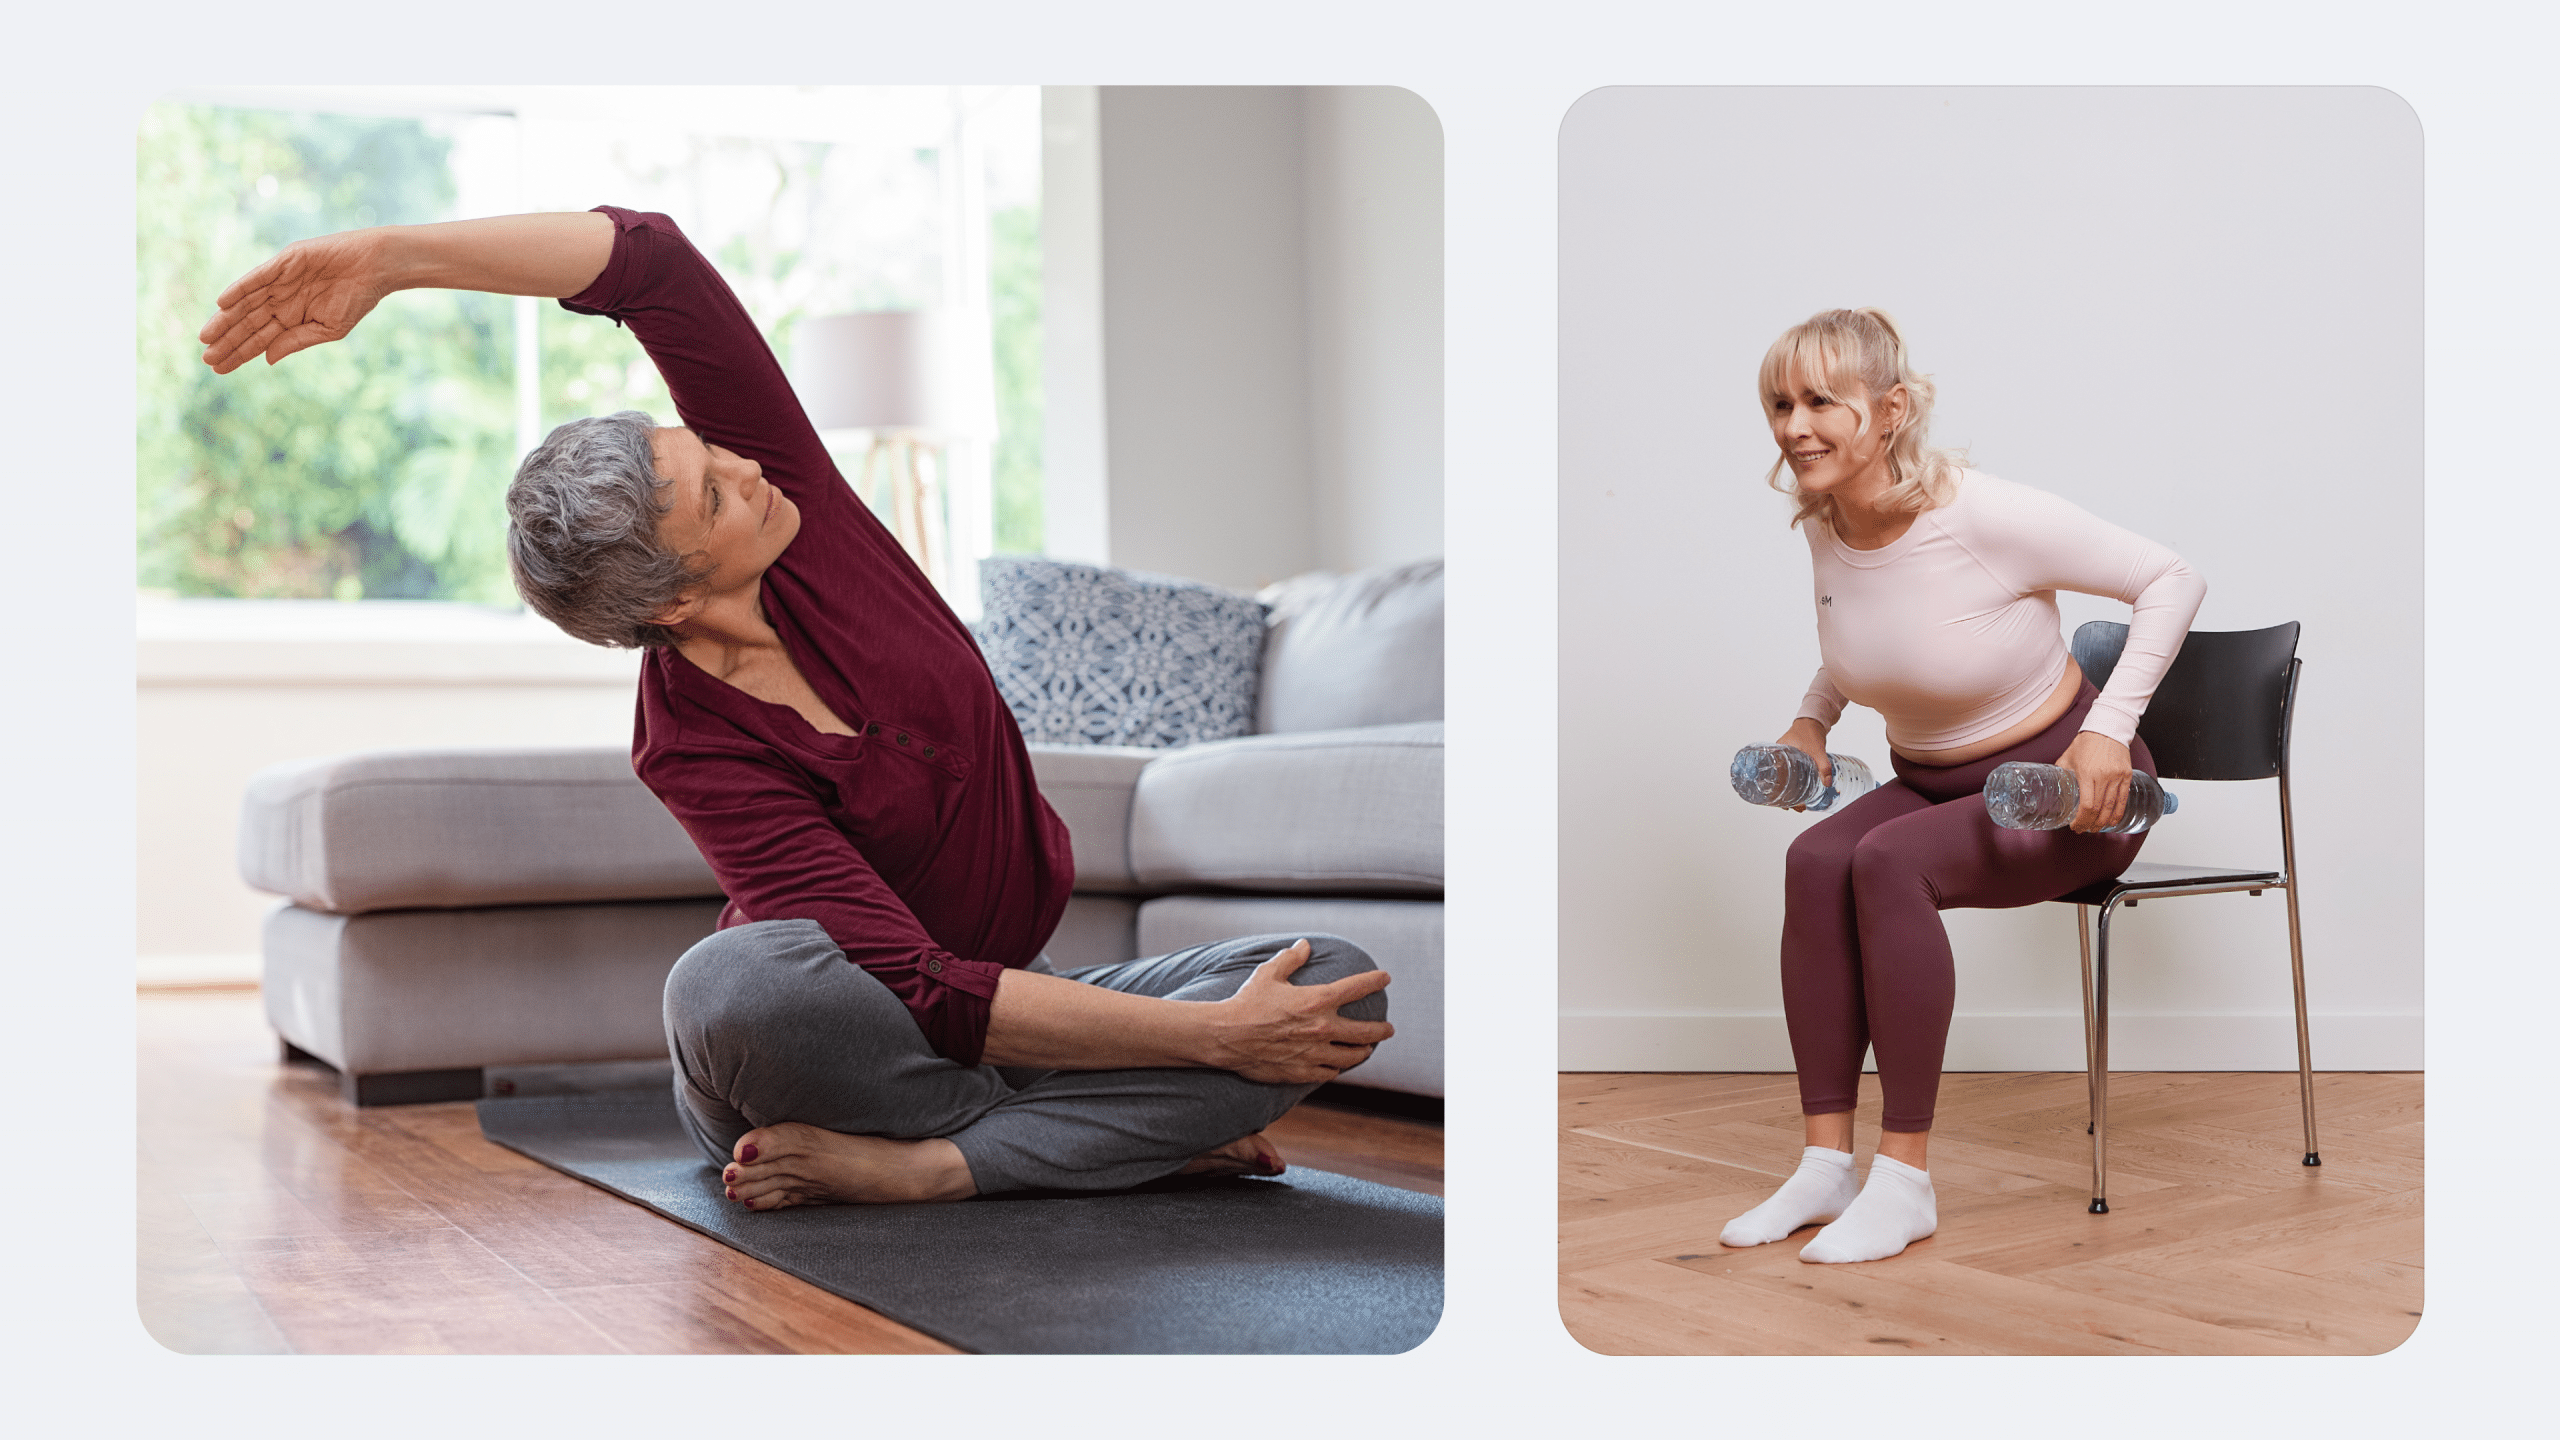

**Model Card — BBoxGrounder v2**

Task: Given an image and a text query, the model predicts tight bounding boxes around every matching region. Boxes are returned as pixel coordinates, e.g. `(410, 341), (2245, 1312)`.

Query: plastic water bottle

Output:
(1984, 762), (2179, 835)
(1730, 744), (1876, 813)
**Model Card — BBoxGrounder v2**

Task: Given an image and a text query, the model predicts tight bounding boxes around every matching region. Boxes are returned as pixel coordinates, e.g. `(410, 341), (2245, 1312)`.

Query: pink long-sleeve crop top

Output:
(1794, 470), (2206, 753)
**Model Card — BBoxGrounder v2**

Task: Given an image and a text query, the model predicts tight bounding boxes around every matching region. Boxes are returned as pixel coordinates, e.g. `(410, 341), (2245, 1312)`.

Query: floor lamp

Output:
(792, 310), (953, 580)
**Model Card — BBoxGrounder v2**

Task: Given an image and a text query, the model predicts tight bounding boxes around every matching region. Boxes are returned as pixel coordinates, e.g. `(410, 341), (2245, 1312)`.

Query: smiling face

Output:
(647, 426), (801, 627)
(1766, 361), (1907, 502)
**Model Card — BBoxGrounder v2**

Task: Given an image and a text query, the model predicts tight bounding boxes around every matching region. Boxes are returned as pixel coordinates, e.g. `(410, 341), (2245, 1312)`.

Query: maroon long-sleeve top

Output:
(564, 206), (1073, 1066)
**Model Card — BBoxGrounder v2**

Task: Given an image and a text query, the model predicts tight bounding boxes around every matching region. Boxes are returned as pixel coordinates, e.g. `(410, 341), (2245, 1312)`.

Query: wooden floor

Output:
(1561, 1070), (2421, 1355)
(138, 986), (1443, 1355)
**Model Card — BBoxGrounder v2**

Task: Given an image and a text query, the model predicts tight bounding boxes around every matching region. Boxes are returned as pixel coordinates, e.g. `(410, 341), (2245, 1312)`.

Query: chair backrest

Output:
(2071, 620), (2301, 781)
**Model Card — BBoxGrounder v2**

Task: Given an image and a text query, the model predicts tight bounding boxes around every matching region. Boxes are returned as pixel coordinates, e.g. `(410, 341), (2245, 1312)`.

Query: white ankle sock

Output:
(1799, 1154), (1937, 1263)
(1719, 1146), (1860, 1248)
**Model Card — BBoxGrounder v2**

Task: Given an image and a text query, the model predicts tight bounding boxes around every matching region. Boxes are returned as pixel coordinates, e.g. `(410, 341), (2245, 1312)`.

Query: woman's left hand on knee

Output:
(1196, 939), (1394, 1084)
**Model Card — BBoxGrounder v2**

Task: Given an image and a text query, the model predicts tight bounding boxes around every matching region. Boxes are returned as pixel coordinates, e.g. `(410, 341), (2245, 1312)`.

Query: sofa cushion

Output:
(1025, 744), (1154, 892)
(1255, 559), (1443, 734)
(976, 557), (1268, 748)
(1128, 722), (1442, 894)
(1043, 894), (1140, 971)
(240, 747), (721, 915)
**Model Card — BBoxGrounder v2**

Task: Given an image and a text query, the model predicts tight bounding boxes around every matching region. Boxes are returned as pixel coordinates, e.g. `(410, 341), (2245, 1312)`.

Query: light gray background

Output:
(1558, 87), (2422, 1072)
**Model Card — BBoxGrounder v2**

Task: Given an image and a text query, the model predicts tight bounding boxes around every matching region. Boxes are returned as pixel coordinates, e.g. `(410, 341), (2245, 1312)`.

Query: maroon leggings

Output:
(1781, 683), (2151, 1132)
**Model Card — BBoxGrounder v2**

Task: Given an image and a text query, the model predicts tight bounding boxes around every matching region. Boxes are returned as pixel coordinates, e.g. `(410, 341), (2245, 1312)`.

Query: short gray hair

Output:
(505, 412), (707, 649)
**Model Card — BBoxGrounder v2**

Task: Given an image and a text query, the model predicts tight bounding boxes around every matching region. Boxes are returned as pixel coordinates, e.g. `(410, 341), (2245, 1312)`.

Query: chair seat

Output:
(2058, 860), (2285, 907)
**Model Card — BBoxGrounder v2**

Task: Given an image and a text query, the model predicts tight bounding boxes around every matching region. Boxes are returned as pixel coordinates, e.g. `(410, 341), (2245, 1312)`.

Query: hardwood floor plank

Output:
(1929, 1179), (2385, 1279)
(2032, 1258), (2420, 1353)
(1563, 1260), (1858, 1356)
(549, 1275), (963, 1356)
(1740, 1255), (2325, 1356)
(1267, 1104), (1444, 1196)
(1570, 1116), (1819, 1180)
(140, 987), (1440, 1354)
(1559, 1072), (1795, 1128)
(217, 1227), (624, 1355)
(1562, 1169), (1779, 1232)
(2315, 1256), (2427, 1314)
(1559, 1071), (2421, 1356)
(137, 1147), (295, 1355)
(1560, 1193), (1760, 1273)
(2102, 1186), (2423, 1281)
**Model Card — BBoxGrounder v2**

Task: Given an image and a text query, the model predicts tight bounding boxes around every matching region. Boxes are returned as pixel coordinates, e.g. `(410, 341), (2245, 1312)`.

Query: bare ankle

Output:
(899, 1138), (978, 1203)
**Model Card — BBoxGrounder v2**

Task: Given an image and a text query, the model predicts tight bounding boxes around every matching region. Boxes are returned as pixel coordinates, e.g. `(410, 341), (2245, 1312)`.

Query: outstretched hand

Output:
(1200, 940), (1394, 1085)
(199, 230), (393, 373)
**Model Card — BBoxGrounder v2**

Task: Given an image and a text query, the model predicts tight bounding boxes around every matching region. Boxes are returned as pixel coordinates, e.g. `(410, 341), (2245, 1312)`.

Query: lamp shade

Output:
(791, 310), (955, 434)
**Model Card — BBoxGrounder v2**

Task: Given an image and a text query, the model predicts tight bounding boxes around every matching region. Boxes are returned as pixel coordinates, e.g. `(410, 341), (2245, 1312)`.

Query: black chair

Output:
(2059, 620), (2316, 1215)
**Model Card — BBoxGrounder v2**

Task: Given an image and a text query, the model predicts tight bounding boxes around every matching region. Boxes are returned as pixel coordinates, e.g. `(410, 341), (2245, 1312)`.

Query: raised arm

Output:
(199, 211), (615, 373)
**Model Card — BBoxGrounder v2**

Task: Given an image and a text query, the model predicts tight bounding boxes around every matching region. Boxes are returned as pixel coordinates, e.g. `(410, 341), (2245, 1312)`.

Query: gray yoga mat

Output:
(477, 1091), (1443, 1354)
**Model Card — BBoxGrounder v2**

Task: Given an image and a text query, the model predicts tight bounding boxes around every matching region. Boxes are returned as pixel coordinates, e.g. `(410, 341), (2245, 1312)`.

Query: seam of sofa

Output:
(1128, 870), (1444, 889)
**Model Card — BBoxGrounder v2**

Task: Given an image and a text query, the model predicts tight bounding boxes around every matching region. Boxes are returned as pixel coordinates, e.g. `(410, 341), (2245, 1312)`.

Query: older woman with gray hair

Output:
(202, 206), (1392, 1209)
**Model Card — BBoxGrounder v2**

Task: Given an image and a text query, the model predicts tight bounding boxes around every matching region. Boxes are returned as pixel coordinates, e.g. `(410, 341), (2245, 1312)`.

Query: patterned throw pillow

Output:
(975, 557), (1269, 748)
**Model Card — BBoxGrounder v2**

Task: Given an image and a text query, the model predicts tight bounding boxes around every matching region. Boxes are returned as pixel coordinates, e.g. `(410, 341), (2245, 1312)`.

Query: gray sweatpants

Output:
(660, 919), (1385, 1195)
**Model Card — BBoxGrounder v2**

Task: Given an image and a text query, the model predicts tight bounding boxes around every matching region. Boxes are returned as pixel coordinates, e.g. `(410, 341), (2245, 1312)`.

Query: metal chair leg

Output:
(2089, 901), (2114, 1214)
(2283, 882), (2321, 1166)
(2077, 904), (2098, 1135)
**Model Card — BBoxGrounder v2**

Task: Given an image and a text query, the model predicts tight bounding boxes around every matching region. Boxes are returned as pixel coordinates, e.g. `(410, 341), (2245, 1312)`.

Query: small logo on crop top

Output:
(1819, 595), (1832, 607)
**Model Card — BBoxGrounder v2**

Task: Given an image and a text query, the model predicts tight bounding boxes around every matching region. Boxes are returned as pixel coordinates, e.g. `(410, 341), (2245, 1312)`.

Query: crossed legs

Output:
(662, 920), (1384, 1206)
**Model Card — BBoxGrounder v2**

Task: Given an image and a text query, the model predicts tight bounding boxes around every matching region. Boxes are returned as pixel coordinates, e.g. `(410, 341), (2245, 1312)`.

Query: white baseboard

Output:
(1558, 1011), (2423, 1073)
(138, 953), (263, 989)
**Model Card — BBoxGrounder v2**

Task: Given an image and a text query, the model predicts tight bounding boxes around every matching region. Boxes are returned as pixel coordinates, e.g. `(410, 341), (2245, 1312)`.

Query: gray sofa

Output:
(239, 560), (1444, 1105)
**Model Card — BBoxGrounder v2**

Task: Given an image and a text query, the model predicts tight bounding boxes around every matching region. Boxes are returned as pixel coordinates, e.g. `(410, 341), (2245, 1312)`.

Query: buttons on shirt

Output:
(925, 958), (944, 975)
(897, 732), (911, 746)
(865, 723), (881, 737)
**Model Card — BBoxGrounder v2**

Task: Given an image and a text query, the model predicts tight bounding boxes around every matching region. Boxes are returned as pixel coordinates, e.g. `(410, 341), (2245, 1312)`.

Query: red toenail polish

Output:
(741, 1144), (759, 1161)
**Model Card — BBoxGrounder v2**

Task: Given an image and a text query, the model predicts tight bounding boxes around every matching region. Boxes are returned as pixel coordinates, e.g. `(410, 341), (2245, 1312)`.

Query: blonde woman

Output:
(1719, 310), (2205, 1262)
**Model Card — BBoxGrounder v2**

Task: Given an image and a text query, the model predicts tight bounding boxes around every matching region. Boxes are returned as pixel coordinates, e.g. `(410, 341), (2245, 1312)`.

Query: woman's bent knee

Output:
(1294, 933), (1386, 1023)
(662, 918), (846, 1040)
(1786, 821), (1859, 886)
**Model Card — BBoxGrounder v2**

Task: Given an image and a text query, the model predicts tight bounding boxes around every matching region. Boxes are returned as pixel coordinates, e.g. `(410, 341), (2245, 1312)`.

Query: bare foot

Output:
(722, 1123), (978, 1210)
(1176, 1131), (1285, 1178)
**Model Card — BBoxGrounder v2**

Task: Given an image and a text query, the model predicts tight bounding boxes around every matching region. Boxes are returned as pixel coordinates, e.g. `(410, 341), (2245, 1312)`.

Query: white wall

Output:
(1095, 86), (1314, 590)
(1304, 86), (1445, 574)
(1557, 88), (2423, 1072)
(1038, 85), (1111, 568)
(1058, 86), (1442, 590)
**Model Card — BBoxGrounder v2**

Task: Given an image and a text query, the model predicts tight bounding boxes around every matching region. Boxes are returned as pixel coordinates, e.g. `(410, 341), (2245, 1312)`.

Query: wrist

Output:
(363, 226), (424, 295)
(1167, 998), (1223, 1070)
